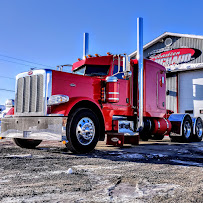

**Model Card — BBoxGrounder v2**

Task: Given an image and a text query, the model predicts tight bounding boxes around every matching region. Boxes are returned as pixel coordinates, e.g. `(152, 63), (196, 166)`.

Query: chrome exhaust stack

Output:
(83, 33), (89, 59)
(137, 17), (144, 131)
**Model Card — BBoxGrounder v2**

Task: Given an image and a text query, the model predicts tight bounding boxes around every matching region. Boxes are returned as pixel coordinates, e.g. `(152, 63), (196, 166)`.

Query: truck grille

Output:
(15, 75), (44, 114)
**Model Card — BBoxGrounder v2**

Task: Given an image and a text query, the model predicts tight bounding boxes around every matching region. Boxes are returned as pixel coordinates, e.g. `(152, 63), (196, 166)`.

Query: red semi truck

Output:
(1, 19), (203, 153)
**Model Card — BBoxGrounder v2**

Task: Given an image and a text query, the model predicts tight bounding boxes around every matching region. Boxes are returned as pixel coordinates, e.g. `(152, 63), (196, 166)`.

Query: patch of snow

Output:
(108, 152), (123, 155)
(171, 160), (203, 166)
(177, 149), (190, 154)
(196, 146), (203, 151)
(117, 153), (144, 159)
(5, 154), (32, 158)
(67, 168), (73, 174)
(109, 182), (180, 201)
(40, 169), (74, 176)
(151, 154), (168, 158)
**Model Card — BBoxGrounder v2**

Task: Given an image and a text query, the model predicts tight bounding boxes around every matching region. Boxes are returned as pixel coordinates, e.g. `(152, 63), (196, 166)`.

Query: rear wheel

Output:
(66, 108), (100, 154)
(193, 117), (203, 142)
(13, 138), (42, 149)
(180, 115), (192, 142)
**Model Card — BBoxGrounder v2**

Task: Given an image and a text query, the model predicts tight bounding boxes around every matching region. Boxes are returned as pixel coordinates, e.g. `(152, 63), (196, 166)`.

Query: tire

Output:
(13, 138), (42, 149)
(139, 119), (152, 141)
(139, 132), (149, 141)
(151, 134), (165, 140)
(180, 115), (192, 142)
(66, 108), (100, 154)
(193, 117), (203, 142)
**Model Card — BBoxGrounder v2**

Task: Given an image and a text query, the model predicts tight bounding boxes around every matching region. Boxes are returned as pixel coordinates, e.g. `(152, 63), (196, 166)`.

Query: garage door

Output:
(179, 69), (203, 119)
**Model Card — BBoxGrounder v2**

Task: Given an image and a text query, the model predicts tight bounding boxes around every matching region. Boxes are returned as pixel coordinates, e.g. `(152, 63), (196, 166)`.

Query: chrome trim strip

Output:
(112, 116), (128, 120)
(107, 98), (119, 101)
(47, 114), (65, 116)
(157, 121), (160, 130)
(107, 92), (119, 94)
(28, 76), (31, 112)
(21, 77), (25, 113)
(34, 75), (38, 112)
(192, 117), (197, 135)
(106, 76), (118, 82)
(45, 70), (52, 115)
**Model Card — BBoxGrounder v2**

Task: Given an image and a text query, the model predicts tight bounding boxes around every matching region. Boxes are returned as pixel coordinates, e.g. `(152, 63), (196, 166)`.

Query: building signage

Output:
(28, 70), (33, 75)
(149, 48), (201, 67)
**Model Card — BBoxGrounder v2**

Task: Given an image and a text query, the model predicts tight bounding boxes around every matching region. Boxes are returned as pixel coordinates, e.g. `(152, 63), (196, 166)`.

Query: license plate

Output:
(23, 131), (31, 138)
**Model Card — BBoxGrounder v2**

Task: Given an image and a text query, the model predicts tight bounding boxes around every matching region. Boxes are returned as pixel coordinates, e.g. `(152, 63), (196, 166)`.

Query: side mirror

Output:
(123, 55), (131, 79)
(122, 71), (132, 79)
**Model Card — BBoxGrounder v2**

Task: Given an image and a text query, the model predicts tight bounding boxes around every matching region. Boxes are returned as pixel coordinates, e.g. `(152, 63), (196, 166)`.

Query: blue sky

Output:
(0, 0), (203, 104)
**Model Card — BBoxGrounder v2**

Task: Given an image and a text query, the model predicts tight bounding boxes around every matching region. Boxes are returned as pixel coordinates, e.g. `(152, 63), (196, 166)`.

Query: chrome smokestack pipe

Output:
(83, 33), (89, 59)
(137, 17), (144, 131)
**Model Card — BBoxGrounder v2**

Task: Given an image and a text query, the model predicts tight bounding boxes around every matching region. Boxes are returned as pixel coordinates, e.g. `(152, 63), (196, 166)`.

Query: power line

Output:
(0, 75), (15, 80)
(0, 54), (54, 68)
(0, 88), (15, 92)
(0, 58), (37, 68)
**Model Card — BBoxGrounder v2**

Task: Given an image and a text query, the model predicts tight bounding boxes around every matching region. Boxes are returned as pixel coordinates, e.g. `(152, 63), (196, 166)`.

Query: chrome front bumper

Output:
(1, 117), (67, 141)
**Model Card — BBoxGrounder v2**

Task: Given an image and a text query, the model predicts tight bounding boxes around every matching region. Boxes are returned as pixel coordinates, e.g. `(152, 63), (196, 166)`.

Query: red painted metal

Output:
(106, 81), (119, 103)
(131, 59), (166, 118)
(106, 133), (124, 147)
(6, 107), (14, 115)
(50, 55), (171, 141)
(72, 55), (113, 71)
(151, 118), (172, 135)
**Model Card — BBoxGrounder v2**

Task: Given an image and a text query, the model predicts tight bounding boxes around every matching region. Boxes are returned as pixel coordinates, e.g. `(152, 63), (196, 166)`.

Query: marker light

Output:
(77, 58), (81, 61)
(107, 52), (112, 55)
(48, 95), (69, 106)
(95, 54), (100, 57)
(88, 54), (92, 58)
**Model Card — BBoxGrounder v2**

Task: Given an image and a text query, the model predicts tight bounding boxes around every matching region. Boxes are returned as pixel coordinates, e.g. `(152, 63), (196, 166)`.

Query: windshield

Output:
(73, 65), (109, 76)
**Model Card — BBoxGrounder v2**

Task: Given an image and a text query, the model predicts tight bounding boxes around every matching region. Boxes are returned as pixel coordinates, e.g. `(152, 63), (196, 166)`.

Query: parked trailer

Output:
(1, 18), (202, 153)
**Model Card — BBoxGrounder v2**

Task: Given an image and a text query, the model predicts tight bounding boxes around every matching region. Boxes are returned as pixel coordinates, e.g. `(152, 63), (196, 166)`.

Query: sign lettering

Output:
(148, 48), (201, 67)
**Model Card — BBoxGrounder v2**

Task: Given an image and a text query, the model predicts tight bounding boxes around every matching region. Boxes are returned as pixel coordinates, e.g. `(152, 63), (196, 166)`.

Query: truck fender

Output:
(168, 113), (192, 137)
(51, 97), (105, 141)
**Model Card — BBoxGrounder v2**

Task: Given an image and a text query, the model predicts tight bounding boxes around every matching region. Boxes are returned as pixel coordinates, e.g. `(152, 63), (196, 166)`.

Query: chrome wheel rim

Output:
(76, 117), (95, 146)
(184, 121), (191, 138)
(196, 120), (203, 138)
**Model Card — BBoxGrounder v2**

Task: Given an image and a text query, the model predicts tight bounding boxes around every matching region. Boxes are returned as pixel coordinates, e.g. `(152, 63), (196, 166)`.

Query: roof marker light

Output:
(77, 58), (81, 61)
(95, 54), (100, 57)
(88, 54), (92, 58)
(107, 52), (112, 55)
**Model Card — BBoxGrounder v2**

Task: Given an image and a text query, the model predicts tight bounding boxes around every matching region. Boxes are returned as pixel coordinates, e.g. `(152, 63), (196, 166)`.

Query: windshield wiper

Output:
(86, 72), (107, 76)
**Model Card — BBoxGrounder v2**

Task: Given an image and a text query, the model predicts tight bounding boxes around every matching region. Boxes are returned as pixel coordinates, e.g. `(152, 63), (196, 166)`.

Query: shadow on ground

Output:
(36, 140), (203, 167)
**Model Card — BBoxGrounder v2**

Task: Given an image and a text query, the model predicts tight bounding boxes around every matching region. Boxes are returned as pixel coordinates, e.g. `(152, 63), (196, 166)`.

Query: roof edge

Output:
(129, 32), (203, 58)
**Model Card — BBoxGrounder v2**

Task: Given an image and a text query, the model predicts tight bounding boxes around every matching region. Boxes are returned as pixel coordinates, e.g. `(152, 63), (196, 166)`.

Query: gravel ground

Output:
(0, 137), (202, 203)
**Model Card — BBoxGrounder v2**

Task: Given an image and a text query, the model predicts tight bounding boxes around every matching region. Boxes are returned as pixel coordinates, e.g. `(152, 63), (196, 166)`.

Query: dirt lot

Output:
(0, 136), (202, 203)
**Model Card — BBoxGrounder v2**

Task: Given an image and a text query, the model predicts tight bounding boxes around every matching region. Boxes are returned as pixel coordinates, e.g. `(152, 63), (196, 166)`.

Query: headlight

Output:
(48, 95), (69, 106)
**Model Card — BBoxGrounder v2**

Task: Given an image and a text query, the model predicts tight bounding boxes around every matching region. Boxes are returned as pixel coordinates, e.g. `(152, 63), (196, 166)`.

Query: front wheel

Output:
(13, 138), (42, 149)
(66, 108), (100, 154)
